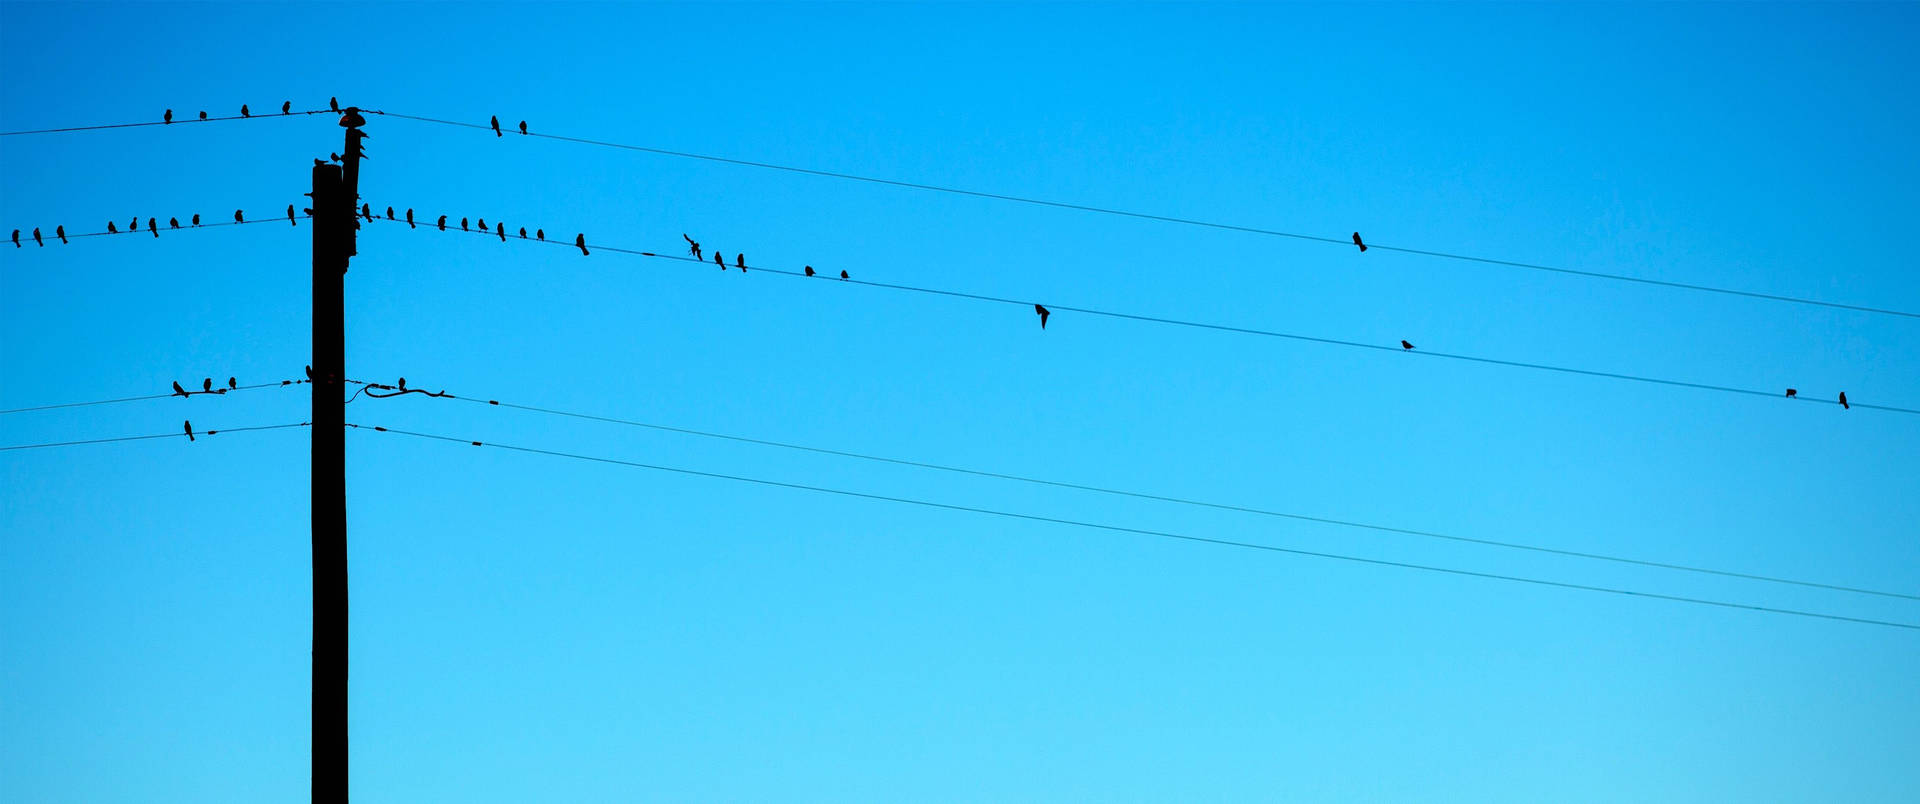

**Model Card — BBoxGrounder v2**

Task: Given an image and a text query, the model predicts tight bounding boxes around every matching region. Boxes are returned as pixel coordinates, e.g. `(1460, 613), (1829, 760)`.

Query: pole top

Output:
(338, 107), (366, 128)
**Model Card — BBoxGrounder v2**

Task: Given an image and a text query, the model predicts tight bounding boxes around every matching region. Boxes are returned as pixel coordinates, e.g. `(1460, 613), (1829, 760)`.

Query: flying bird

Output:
(1035, 304), (1051, 329)
(736, 253), (746, 271)
(241, 104), (250, 118)
(228, 377), (237, 390)
(147, 219), (158, 237)
(235, 210), (244, 223)
(282, 101), (291, 115)
(406, 209), (415, 228)
(805, 265), (815, 277)
(496, 222), (505, 241)
(1839, 392), (1849, 410)
(173, 381), (188, 397)
(437, 215), (447, 231)
(33, 227), (43, 246)
(184, 420), (195, 442)
(203, 378), (212, 392)
(536, 229), (544, 240)
(169, 217), (180, 229)
(576, 233), (589, 256)
(1401, 340), (1414, 350)
(107, 222), (118, 234)
(840, 270), (849, 280)
(56, 225), (66, 244)
(164, 109), (173, 124)
(289, 205), (298, 225)
(191, 213), (200, 226)
(519, 120), (527, 135)
(385, 206), (394, 220)
(490, 115), (501, 137)
(330, 97), (339, 112)
(1352, 232), (1367, 252)
(198, 111), (207, 120)
(1785, 388), (1797, 398)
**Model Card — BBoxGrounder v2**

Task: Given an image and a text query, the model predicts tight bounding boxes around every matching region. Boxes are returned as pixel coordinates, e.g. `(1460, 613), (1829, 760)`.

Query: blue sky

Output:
(3, 2), (1918, 801)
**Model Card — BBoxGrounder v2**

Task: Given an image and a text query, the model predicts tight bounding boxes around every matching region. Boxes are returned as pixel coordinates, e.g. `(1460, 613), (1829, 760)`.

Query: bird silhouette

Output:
(228, 377), (237, 390)
(130, 216), (139, 231)
(406, 209), (415, 229)
(576, 233), (589, 256)
(147, 219), (157, 237)
(1353, 232), (1367, 252)
(184, 420), (195, 442)
(536, 229), (545, 240)
(385, 206), (394, 220)
(1401, 340), (1414, 350)
(164, 109), (173, 124)
(305, 365), (313, 380)
(235, 210), (244, 223)
(169, 217), (180, 229)
(173, 381), (188, 397)
(106, 222), (118, 234)
(477, 217), (486, 231)
(362, 204), (372, 221)
(1035, 304), (1051, 329)
(33, 227), (43, 246)
(282, 101), (291, 115)
(315, 158), (327, 168)
(715, 252), (725, 269)
(241, 104), (250, 118)
(684, 234), (702, 258)
(191, 213), (200, 226)
(805, 265), (815, 277)
(199, 378), (210, 393)
(1785, 388), (1797, 398)
(289, 205), (298, 226)
(56, 225), (66, 244)
(198, 111), (207, 120)
(518, 227), (527, 239)
(9, 230), (16, 248)
(1839, 392), (1849, 410)
(330, 97), (339, 112)
(840, 270), (849, 279)
(460, 217), (468, 231)
(397, 377), (407, 391)
(490, 115), (502, 137)
(330, 152), (340, 162)
(437, 215), (447, 231)
(496, 222), (505, 241)
(736, 253), (746, 271)
(518, 120), (527, 135)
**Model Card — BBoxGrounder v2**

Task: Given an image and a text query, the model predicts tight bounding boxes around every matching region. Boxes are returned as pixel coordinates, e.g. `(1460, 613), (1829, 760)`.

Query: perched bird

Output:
(840, 270), (849, 280)
(184, 420), (195, 442)
(460, 217), (468, 231)
(477, 217), (486, 231)
(736, 253), (746, 271)
(106, 222), (118, 234)
(203, 378), (213, 392)
(330, 96), (339, 113)
(169, 217), (180, 229)
(437, 215), (447, 231)
(805, 265), (815, 277)
(1401, 340), (1414, 350)
(397, 377), (407, 391)
(330, 152), (341, 163)
(173, 381), (188, 397)
(536, 229), (545, 241)
(56, 225), (66, 244)
(198, 111), (207, 120)
(234, 209), (244, 223)
(1035, 304), (1051, 329)
(9, 229), (16, 247)
(1785, 388), (1797, 398)
(518, 227), (527, 239)
(228, 377), (237, 390)
(164, 109), (173, 124)
(282, 101), (291, 115)
(684, 234), (701, 258)
(130, 216), (139, 231)
(305, 365), (313, 380)
(1352, 232), (1367, 252)
(362, 204), (372, 221)
(1839, 391), (1850, 410)
(490, 115), (502, 137)
(33, 227), (43, 246)
(518, 120), (527, 135)
(576, 233), (589, 256)
(147, 219), (157, 237)
(406, 209), (415, 229)
(715, 252), (725, 269)
(241, 104), (250, 118)
(289, 205), (298, 226)
(385, 206), (394, 220)
(496, 222), (505, 241)
(191, 213), (200, 226)
(314, 158), (326, 167)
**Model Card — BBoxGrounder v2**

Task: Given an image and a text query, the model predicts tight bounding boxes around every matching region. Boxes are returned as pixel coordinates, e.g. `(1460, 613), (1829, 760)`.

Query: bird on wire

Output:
(147, 218), (158, 237)
(496, 222), (505, 242)
(55, 225), (66, 244)
(519, 120), (528, 135)
(169, 217), (180, 229)
(192, 213), (200, 226)
(437, 215), (447, 231)
(490, 115), (502, 136)
(288, 205), (298, 226)
(805, 265), (815, 277)
(1786, 389), (1797, 398)
(241, 104), (250, 118)
(173, 381), (188, 398)
(715, 252), (725, 269)
(164, 109), (173, 124)
(234, 209), (244, 223)
(33, 227), (44, 246)
(330, 97), (339, 113)
(203, 378), (212, 392)
(576, 233), (589, 256)
(460, 217), (469, 232)
(386, 206), (395, 220)
(684, 234), (701, 259)
(1840, 392), (1850, 410)
(1401, 340), (1415, 350)
(407, 209), (416, 229)
(282, 101), (291, 114)
(228, 377), (237, 390)
(536, 229), (545, 240)
(1353, 232), (1367, 252)
(736, 253), (746, 272)
(106, 222), (118, 234)
(184, 420), (195, 442)
(840, 269), (849, 280)
(1035, 304), (1051, 329)
(198, 111), (207, 120)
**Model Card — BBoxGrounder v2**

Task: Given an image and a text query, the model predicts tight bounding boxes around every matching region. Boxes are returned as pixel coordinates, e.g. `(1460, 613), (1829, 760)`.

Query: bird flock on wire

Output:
(1, 98), (1859, 413)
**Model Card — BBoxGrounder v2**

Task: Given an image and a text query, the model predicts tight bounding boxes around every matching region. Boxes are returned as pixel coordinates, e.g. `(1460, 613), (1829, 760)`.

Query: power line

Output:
(4, 212), (312, 246)
(0, 378), (310, 416)
(346, 422), (1920, 632)
(0, 422), (311, 452)
(368, 109), (1920, 322)
(343, 377), (1916, 602)
(0, 108), (337, 137)
(366, 215), (1920, 416)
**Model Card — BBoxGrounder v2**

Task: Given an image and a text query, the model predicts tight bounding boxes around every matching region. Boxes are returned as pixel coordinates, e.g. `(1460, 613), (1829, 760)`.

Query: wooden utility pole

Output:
(312, 106), (365, 802)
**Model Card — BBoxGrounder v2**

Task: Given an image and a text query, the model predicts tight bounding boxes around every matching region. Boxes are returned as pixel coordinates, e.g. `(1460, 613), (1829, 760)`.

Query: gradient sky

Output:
(4, 3), (1918, 801)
